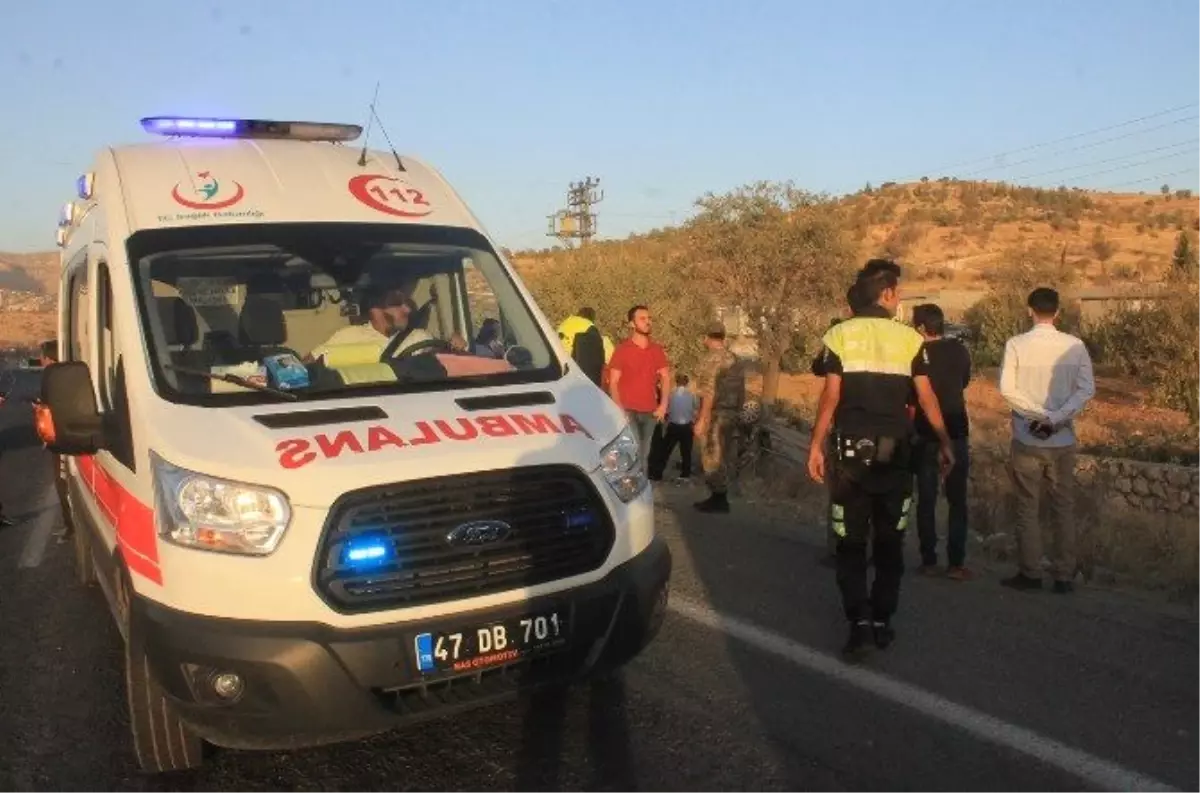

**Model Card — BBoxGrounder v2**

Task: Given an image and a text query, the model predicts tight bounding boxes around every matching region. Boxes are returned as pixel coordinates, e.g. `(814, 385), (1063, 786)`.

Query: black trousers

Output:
(649, 422), (694, 479)
(830, 448), (914, 624)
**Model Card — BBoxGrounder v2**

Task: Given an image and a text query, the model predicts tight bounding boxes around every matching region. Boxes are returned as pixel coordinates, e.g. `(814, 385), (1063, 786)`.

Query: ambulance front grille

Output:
(313, 465), (616, 613)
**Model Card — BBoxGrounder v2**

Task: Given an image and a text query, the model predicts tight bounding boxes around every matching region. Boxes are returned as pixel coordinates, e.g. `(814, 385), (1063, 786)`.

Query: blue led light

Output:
(342, 535), (394, 569)
(140, 116), (362, 142)
(144, 117), (239, 135)
(347, 544), (387, 563)
(563, 508), (595, 533)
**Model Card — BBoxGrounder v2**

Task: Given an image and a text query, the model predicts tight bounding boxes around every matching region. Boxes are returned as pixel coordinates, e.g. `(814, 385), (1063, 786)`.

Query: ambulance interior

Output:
(130, 226), (557, 401)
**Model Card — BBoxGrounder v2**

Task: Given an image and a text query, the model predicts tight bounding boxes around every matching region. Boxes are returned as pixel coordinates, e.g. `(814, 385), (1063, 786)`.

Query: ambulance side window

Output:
(96, 262), (136, 471)
(63, 252), (88, 364)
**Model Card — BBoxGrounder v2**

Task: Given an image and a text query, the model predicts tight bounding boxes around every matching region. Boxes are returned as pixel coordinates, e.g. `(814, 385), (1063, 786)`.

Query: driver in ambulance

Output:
(307, 286), (433, 365)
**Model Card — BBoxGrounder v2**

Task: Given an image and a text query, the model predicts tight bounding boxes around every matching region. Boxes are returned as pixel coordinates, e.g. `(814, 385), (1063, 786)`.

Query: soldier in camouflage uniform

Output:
(693, 321), (746, 513)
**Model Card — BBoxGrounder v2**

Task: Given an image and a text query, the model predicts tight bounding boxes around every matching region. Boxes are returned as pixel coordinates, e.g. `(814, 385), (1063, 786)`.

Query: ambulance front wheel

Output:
(120, 573), (207, 773)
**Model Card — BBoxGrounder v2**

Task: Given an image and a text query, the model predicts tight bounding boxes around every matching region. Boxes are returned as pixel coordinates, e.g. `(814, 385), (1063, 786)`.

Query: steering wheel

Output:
(379, 334), (455, 361)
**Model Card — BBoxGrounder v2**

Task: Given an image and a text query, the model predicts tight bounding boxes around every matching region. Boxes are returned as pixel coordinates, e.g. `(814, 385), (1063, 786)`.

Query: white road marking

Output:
(668, 596), (1179, 793)
(18, 485), (62, 569)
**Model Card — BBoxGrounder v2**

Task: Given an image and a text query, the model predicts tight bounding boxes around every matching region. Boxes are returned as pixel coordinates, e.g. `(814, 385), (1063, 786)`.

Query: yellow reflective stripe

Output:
(895, 497), (912, 531)
(831, 503), (846, 537)
(841, 360), (913, 376)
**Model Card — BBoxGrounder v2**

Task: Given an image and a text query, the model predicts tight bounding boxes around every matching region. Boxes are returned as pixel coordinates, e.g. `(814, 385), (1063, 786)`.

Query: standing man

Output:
(998, 287), (1095, 594)
(813, 282), (872, 564)
(652, 374), (698, 481)
(693, 321), (746, 513)
(910, 303), (974, 580)
(557, 307), (607, 387)
(807, 259), (954, 659)
(607, 305), (671, 464)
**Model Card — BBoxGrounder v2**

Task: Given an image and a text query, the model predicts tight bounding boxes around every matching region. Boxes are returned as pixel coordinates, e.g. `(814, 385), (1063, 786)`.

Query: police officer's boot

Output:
(693, 491), (730, 513)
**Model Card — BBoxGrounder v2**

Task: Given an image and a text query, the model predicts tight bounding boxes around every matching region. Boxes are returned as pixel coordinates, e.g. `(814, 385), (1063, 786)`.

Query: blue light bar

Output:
(342, 535), (395, 569)
(140, 116), (362, 142)
(347, 544), (387, 563)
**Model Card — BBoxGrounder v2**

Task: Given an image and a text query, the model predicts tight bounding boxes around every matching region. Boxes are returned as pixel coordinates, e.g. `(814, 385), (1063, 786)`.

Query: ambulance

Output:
(37, 116), (670, 773)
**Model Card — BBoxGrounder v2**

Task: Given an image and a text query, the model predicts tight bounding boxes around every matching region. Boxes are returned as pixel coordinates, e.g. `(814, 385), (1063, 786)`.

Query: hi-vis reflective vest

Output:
(558, 316), (614, 363)
(820, 312), (925, 439)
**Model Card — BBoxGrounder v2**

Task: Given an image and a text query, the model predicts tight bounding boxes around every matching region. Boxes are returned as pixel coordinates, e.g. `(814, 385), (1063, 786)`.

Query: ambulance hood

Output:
(143, 378), (627, 508)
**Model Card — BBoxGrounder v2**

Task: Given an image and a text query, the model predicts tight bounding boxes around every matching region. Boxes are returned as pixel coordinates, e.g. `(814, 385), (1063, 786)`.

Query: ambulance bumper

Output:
(131, 536), (671, 751)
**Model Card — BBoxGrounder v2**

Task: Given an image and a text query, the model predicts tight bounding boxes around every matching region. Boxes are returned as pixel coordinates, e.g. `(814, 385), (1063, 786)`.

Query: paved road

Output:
(0, 373), (1195, 791)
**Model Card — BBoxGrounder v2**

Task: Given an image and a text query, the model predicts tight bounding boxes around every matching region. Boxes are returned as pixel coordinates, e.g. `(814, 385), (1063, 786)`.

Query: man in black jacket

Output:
(910, 303), (974, 580)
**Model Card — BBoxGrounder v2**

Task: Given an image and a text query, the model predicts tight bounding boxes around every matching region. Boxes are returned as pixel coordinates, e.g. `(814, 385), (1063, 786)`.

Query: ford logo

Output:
(446, 520), (512, 547)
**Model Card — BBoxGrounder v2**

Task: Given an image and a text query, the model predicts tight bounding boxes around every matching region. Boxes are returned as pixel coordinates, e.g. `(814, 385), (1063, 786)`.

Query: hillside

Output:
(513, 179), (1200, 293)
(1, 180), (1196, 349)
(0, 252), (58, 349)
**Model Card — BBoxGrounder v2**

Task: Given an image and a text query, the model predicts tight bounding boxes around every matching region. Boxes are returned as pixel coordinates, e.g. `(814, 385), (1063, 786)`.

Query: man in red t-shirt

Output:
(607, 305), (672, 463)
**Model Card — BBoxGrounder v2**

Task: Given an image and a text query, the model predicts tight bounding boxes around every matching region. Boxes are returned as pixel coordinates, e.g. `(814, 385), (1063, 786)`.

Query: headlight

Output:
(599, 424), (647, 502)
(150, 450), (291, 556)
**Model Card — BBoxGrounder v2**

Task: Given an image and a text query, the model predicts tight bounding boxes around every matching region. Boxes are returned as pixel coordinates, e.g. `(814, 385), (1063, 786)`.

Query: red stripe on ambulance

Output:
(276, 411), (594, 470)
(77, 454), (164, 585)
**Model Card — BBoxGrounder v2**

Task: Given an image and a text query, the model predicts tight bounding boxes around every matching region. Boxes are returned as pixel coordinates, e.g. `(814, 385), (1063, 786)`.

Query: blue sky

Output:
(2, 0), (1197, 253)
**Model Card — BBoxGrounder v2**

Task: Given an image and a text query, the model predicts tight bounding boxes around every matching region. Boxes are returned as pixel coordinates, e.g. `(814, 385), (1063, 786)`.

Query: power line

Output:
(891, 101), (1199, 181)
(1002, 140), (1199, 183)
(1055, 150), (1199, 185)
(1101, 167), (1198, 190)
(957, 115), (1199, 178)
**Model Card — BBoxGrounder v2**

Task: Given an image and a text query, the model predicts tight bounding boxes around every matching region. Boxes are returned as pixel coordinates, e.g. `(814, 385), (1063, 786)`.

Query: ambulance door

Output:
(86, 250), (155, 590)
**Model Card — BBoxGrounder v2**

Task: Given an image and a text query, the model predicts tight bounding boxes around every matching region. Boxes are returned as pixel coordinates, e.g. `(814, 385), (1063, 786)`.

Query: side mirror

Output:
(36, 361), (104, 456)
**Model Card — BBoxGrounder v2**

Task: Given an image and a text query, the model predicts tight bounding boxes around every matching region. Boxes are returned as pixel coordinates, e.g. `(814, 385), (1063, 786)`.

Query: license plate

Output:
(413, 608), (569, 675)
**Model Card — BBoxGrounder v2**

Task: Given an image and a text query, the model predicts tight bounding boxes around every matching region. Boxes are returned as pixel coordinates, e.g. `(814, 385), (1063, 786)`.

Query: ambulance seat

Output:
(155, 297), (212, 391)
(238, 295), (301, 361)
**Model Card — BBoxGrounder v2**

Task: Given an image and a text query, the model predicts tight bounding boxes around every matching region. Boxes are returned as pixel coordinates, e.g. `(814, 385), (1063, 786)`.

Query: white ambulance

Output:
(36, 116), (670, 773)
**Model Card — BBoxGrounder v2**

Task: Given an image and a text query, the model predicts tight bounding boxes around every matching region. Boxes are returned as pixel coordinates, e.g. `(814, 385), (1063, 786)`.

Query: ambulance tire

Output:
(72, 519), (97, 587)
(63, 479), (96, 587)
(121, 573), (206, 774)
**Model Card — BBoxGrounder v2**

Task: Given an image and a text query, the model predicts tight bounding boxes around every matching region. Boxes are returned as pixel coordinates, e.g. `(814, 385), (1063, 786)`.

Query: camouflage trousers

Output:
(700, 410), (739, 495)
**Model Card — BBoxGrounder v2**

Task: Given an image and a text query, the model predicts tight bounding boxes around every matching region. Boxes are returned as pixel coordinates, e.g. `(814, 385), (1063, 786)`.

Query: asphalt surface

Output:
(0, 369), (1196, 792)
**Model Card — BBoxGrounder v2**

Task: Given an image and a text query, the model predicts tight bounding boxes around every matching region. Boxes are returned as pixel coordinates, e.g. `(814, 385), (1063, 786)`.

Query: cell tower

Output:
(547, 177), (604, 246)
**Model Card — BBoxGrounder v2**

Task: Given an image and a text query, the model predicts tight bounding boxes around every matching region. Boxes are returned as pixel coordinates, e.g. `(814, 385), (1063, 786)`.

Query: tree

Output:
(685, 181), (856, 410)
(520, 238), (715, 377)
(1172, 231), (1198, 277)
(1090, 278), (1199, 424)
(965, 242), (1082, 366)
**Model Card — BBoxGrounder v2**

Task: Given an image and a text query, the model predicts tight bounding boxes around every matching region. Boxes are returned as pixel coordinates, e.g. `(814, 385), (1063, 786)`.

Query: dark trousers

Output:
(830, 450), (913, 624)
(914, 436), (970, 567)
(651, 422), (694, 479)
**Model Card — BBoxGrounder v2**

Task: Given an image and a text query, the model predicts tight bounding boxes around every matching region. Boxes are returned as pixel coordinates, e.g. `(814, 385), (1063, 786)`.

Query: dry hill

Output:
(0, 252), (59, 349)
(513, 179), (1200, 293)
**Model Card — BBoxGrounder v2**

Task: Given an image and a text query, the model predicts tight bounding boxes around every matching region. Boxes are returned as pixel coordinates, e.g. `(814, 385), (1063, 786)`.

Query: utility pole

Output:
(547, 177), (604, 247)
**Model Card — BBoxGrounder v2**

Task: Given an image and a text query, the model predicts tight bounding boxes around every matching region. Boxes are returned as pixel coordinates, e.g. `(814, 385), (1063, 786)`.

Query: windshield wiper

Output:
(164, 364), (300, 402)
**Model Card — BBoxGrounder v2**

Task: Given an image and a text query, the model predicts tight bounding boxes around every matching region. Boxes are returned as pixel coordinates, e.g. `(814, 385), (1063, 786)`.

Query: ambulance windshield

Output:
(127, 223), (560, 406)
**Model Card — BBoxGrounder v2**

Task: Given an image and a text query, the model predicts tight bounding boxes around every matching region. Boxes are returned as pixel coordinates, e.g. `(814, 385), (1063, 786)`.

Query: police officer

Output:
(807, 259), (954, 659)
(693, 320), (746, 513)
(557, 307), (607, 387)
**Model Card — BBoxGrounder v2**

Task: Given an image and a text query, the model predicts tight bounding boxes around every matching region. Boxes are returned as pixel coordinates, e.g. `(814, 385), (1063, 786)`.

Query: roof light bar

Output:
(140, 117), (362, 142)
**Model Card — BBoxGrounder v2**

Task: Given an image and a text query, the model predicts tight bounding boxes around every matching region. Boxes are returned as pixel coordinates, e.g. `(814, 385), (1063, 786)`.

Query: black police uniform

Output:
(818, 304), (930, 637)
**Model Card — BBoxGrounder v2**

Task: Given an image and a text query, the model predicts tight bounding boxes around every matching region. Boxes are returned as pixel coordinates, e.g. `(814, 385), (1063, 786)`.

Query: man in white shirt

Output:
(308, 286), (433, 365)
(998, 287), (1096, 594)
(651, 374), (698, 480)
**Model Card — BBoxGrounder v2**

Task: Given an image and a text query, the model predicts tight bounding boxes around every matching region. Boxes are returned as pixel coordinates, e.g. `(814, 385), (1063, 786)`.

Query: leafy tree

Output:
(685, 181), (856, 410)
(965, 243), (1082, 367)
(1090, 279), (1199, 424)
(520, 239), (715, 377)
